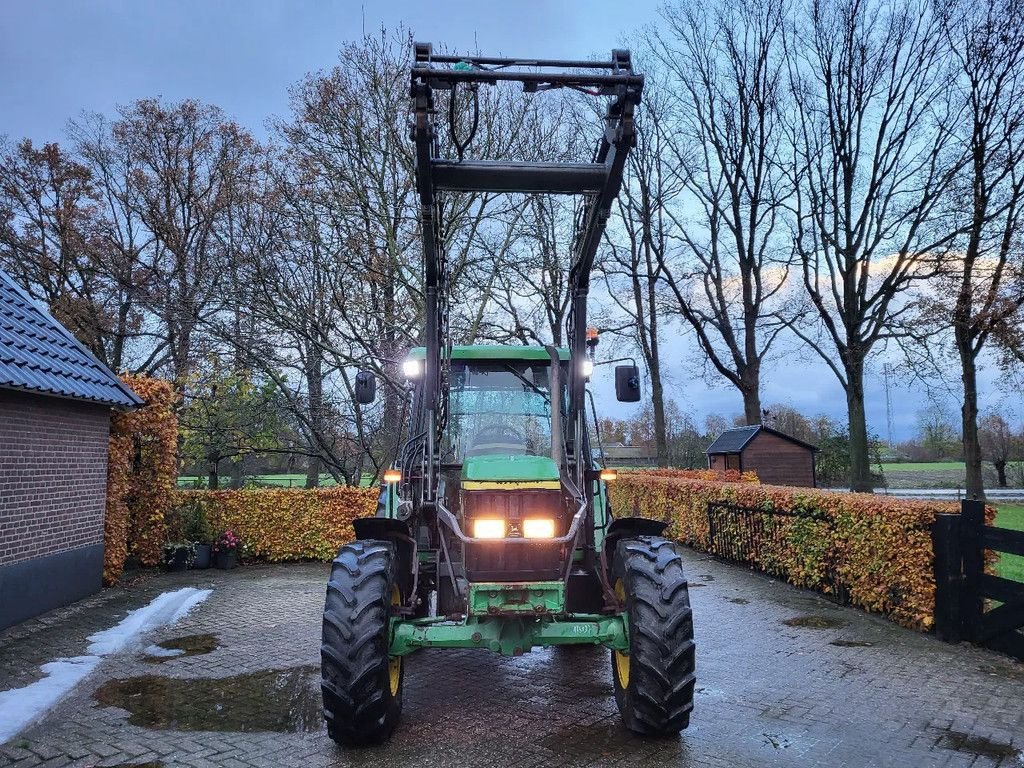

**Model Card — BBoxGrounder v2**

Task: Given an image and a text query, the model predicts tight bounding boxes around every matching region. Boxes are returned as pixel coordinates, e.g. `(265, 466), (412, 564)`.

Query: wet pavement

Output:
(0, 554), (1022, 768)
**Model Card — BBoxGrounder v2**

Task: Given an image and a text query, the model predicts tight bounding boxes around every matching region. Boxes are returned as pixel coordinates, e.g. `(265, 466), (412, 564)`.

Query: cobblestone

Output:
(0, 553), (1022, 767)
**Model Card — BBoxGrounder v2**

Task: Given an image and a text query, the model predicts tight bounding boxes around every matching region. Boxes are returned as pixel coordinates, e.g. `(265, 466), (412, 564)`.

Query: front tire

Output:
(611, 536), (696, 735)
(321, 540), (404, 746)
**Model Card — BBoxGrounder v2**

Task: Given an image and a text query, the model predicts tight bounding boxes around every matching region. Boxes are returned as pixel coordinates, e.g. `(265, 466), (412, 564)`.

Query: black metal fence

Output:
(705, 501), (848, 604)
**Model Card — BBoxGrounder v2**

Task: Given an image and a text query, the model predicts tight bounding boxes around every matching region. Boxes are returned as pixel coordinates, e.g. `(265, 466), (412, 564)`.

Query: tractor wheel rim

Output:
(613, 579), (630, 688)
(389, 585), (402, 696)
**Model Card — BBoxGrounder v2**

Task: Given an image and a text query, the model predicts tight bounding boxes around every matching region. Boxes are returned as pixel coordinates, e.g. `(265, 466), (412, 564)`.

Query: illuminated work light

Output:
(383, 469), (402, 484)
(472, 519), (505, 539)
(402, 358), (422, 378)
(582, 359), (594, 377)
(522, 518), (556, 539)
(600, 469), (618, 481)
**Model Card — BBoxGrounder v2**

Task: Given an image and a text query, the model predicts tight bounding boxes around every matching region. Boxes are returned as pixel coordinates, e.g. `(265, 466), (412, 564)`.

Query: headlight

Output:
(523, 518), (556, 539)
(472, 519), (505, 539)
(402, 358), (422, 378)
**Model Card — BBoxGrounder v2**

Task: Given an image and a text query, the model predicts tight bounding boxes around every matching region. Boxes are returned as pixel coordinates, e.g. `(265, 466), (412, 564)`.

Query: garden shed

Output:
(706, 425), (818, 487)
(0, 269), (142, 630)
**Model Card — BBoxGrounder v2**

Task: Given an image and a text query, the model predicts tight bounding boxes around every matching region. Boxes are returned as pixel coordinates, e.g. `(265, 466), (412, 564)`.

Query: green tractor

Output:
(320, 44), (695, 746)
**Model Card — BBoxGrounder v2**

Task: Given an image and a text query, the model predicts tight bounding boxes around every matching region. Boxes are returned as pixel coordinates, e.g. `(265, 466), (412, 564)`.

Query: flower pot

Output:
(214, 550), (238, 570)
(193, 544), (212, 569)
(166, 548), (190, 572)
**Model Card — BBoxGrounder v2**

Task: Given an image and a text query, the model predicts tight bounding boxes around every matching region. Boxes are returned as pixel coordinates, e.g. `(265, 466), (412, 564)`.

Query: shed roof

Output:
(0, 269), (143, 408)
(706, 424), (818, 454)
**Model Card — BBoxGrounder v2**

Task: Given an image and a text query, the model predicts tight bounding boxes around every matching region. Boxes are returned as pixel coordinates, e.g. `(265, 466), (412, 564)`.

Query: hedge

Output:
(609, 473), (993, 631)
(171, 487), (378, 562)
(104, 375), (178, 584)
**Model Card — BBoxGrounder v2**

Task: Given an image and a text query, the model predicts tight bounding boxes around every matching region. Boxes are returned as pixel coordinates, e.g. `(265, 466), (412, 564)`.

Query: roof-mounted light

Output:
(402, 358), (422, 378)
(582, 359), (594, 378)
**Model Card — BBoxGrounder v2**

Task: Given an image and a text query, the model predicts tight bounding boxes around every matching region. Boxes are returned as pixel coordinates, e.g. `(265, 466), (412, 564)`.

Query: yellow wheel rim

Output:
(613, 579), (630, 688)
(389, 585), (402, 696)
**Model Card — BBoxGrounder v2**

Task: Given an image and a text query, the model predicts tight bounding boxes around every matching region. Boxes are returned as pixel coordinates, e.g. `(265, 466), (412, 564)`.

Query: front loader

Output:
(320, 43), (696, 746)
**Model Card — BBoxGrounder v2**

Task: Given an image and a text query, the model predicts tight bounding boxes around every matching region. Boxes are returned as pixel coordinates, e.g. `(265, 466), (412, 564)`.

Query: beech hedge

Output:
(609, 472), (993, 631)
(170, 487), (377, 562)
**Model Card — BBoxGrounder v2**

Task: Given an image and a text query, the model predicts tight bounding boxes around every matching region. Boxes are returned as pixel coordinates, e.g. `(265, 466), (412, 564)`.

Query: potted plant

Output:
(212, 529), (241, 570)
(161, 542), (195, 572)
(181, 501), (214, 569)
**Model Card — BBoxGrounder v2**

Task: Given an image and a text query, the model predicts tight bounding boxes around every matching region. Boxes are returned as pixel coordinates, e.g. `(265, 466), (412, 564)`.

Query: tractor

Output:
(320, 43), (695, 745)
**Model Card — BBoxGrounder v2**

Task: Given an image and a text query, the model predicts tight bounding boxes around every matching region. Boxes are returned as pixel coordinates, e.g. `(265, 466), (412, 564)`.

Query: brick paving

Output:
(0, 552), (1022, 768)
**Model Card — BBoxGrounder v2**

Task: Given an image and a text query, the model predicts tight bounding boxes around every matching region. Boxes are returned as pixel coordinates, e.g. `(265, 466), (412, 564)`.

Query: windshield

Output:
(444, 362), (552, 461)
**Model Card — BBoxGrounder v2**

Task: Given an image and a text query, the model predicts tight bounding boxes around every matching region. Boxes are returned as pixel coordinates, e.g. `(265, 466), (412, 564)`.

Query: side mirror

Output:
(354, 370), (377, 404)
(614, 365), (641, 402)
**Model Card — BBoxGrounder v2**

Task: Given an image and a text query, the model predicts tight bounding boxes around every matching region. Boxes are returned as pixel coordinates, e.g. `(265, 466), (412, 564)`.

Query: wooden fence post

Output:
(959, 499), (985, 643)
(932, 513), (963, 642)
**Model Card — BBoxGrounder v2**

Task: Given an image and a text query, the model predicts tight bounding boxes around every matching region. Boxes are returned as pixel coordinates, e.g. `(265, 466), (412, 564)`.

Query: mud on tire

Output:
(611, 536), (696, 735)
(321, 540), (404, 746)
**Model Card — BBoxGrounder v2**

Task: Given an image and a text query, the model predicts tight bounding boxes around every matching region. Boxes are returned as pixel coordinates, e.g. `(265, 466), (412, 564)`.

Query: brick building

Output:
(0, 270), (141, 630)
(706, 425), (818, 487)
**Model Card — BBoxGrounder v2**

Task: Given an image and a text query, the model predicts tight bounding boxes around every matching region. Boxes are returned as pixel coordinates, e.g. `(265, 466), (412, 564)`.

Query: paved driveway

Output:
(1, 550), (1022, 768)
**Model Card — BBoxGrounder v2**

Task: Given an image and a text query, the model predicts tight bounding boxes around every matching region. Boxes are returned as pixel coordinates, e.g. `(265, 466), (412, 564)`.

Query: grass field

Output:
(878, 460), (1024, 490)
(995, 503), (1024, 583)
(880, 461), (967, 472)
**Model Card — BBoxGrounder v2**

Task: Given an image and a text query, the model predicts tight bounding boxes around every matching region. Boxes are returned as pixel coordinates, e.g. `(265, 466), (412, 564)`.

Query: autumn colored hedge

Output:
(625, 468), (760, 483)
(170, 487), (378, 562)
(609, 473), (993, 631)
(104, 376), (178, 584)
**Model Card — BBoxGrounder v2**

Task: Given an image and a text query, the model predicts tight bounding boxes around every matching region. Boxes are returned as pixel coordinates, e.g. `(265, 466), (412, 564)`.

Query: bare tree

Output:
(936, 0), (1024, 500)
(653, 0), (793, 425)
(786, 0), (960, 490)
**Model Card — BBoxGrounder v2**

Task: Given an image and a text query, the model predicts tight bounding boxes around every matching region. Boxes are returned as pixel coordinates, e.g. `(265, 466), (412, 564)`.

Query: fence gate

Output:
(933, 500), (1024, 660)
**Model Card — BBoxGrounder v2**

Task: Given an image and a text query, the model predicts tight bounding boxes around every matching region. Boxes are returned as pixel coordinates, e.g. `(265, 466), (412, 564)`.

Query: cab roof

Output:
(408, 344), (571, 362)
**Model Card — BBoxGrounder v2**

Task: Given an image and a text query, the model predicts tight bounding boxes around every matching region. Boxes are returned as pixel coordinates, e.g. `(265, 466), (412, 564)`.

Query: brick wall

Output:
(0, 389), (112, 567)
(742, 432), (816, 487)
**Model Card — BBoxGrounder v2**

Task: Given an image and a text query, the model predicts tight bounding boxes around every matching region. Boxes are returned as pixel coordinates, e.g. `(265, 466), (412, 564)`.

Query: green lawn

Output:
(879, 461), (966, 472)
(995, 504), (1024, 583)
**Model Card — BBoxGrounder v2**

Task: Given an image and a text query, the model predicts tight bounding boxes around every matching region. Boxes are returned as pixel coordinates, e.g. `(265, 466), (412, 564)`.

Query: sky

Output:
(0, 0), (1014, 442)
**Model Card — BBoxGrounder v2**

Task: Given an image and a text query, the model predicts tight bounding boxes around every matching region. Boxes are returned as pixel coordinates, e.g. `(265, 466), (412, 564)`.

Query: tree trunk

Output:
(995, 460), (1007, 488)
(651, 371), (668, 467)
(304, 343), (324, 489)
(846, 361), (872, 492)
(959, 347), (985, 500)
(305, 456), (322, 489)
(229, 458), (244, 490)
(741, 381), (762, 426)
(208, 459), (220, 490)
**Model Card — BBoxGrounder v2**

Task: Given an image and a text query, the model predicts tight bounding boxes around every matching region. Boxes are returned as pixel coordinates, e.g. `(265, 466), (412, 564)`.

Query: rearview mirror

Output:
(614, 365), (641, 402)
(354, 370), (377, 404)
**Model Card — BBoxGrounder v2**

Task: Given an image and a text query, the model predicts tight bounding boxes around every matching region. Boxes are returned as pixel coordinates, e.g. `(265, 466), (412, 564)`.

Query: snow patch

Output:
(87, 587), (211, 656)
(142, 643), (185, 658)
(0, 587), (212, 744)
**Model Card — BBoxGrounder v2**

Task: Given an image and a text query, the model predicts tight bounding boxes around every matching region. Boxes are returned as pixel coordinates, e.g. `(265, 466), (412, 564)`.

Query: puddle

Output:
(937, 729), (1020, 760)
(727, 597), (750, 605)
(94, 666), (321, 732)
(143, 634), (218, 663)
(782, 615), (846, 629)
(830, 639), (874, 647)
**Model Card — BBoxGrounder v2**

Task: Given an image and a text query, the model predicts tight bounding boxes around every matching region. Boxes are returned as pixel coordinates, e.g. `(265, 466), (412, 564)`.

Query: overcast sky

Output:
(1, 1), (1015, 440)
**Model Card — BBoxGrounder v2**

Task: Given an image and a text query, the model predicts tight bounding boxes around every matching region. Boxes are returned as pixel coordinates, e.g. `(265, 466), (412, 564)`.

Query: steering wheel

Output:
(471, 425), (526, 450)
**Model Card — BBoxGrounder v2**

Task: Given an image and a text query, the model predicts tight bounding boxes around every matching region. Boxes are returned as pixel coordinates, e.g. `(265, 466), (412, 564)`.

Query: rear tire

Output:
(321, 540), (404, 746)
(611, 536), (695, 735)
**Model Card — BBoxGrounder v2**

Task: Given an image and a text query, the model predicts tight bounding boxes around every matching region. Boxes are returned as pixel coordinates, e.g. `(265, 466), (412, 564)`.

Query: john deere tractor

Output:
(320, 43), (695, 745)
